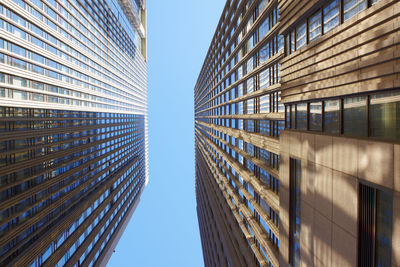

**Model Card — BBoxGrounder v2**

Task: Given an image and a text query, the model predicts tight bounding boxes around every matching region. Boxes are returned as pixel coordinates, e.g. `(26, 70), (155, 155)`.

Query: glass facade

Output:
(0, 0), (147, 266)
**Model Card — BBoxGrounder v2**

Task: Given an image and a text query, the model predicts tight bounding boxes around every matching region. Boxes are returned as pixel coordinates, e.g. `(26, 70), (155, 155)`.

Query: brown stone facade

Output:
(196, 0), (399, 266)
(279, 0), (400, 266)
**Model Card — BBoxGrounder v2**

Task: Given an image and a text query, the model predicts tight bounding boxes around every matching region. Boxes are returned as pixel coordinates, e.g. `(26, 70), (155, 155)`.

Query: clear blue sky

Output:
(108, 1), (225, 266)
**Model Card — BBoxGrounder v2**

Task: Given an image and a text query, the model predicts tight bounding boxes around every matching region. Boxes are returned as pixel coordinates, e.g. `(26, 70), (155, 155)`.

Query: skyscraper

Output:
(194, 0), (399, 266)
(0, 0), (147, 266)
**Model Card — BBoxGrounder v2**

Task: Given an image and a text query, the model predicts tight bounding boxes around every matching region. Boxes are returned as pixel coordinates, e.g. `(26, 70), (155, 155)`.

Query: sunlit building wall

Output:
(194, 0), (400, 266)
(0, 0), (147, 266)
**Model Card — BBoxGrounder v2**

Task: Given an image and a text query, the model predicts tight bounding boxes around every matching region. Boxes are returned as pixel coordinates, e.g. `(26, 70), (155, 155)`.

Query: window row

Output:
(286, 0), (380, 54)
(0, 31), (140, 102)
(285, 89), (400, 141)
(209, 91), (282, 116)
(0, 4), (145, 99)
(200, 65), (281, 113)
(0, 72), (137, 112)
(197, 3), (281, 106)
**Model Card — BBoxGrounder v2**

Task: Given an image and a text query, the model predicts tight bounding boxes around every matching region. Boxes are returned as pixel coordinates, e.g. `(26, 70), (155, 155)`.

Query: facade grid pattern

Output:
(0, 0), (147, 266)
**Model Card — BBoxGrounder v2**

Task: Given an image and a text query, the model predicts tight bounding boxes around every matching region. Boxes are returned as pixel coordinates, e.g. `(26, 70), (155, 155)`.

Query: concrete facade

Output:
(195, 0), (399, 266)
(279, 0), (400, 266)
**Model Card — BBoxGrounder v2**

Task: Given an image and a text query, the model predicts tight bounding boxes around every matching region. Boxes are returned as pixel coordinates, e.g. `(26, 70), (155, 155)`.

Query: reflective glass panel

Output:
(343, 96), (367, 136)
(370, 91), (400, 141)
(260, 95), (270, 113)
(309, 102), (322, 131)
(343, 0), (366, 22)
(308, 11), (321, 43)
(323, 0), (339, 33)
(324, 99), (340, 134)
(296, 22), (306, 50)
(296, 103), (307, 130)
(375, 190), (393, 267)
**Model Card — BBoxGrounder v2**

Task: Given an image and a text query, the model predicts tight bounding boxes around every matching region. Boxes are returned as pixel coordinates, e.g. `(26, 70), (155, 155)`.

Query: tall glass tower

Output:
(0, 0), (147, 266)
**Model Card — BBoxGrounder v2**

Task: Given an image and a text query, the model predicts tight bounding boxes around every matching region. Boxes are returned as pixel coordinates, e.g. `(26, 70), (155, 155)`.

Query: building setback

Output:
(0, 0), (147, 266)
(194, 0), (399, 266)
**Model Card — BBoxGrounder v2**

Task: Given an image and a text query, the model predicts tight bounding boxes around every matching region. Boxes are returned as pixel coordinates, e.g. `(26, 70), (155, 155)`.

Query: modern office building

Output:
(0, 0), (147, 266)
(194, 0), (399, 266)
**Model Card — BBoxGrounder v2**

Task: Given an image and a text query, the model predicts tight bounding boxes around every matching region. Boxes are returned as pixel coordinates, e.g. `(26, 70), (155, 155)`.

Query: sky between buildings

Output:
(108, 1), (226, 266)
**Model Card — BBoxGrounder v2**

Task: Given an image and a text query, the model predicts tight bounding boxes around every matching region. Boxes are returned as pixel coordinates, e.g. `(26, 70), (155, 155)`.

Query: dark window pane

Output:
(309, 102), (322, 131)
(343, 96), (367, 136)
(260, 120), (270, 136)
(375, 190), (393, 267)
(358, 184), (375, 266)
(324, 100), (340, 134)
(296, 103), (307, 130)
(291, 105), (296, 129)
(277, 120), (284, 137)
(246, 120), (255, 133)
(370, 91), (400, 141)
(286, 105), (291, 128)
(290, 158), (301, 267)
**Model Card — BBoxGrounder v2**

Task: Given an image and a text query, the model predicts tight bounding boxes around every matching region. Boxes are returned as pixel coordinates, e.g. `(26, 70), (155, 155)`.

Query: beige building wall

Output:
(280, 131), (400, 266)
(278, 0), (400, 266)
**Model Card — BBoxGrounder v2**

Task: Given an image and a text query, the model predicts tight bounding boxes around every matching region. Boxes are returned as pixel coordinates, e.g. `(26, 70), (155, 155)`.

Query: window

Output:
(289, 158), (301, 267)
(13, 90), (27, 100)
(247, 77), (254, 94)
(286, 106), (291, 128)
(324, 99), (341, 134)
(12, 44), (26, 57)
(246, 99), (254, 114)
(238, 101), (243, 115)
(32, 36), (43, 48)
(259, 120), (270, 136)
(344, 0), (366, 22)
(295, 22), (306, 50)
(259, 19), (269, 40)
(32, 65), (44, 75)
(308, 11), (321, 42)
(291, 105), (296, 129)
(247, 58), (253, 74)
(32, 53), (44, 64)
(323, 0), (339, 33)
(260, 95), (270, 113)
(259, 68), (269, 89)
(369, 91), (400, 141)
(309, 102), (322, 131)
(296, 103), (307, 130)
(343, 96), (367, 136)
(31, 93), (44, 102)
(290, 31), (295, 53)
(12, 77), (27, 87)
(10, 57), (26, 69)
(358, 183), (393, 267)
